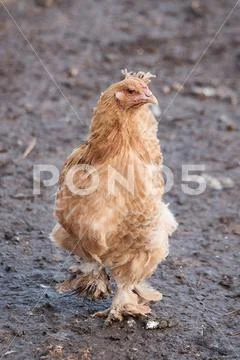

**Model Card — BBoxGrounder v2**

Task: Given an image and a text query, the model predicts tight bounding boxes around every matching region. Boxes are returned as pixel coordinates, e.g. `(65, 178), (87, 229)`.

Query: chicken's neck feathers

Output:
(89, 104), (156, 163)
(62, 102), (161, 178)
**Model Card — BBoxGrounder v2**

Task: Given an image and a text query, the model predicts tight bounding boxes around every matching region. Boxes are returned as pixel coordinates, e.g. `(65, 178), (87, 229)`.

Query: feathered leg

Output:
(57, 262), (111, 299)
(50, 224), (111, 299)
(93, 285), (151, 325)
(93, 228), (172, 325)
(93, 254), (164, 324)
(134, 281), (162, 303)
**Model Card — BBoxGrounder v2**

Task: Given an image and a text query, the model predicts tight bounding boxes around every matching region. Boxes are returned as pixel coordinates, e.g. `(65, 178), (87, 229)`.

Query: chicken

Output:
(50, 70), (178, 324)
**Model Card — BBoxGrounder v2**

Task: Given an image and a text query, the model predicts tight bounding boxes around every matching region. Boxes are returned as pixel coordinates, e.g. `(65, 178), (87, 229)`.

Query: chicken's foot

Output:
(92, 287), (151, 325)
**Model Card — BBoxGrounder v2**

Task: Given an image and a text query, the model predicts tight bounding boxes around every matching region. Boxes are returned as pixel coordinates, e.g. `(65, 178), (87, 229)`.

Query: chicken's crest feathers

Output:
(121, 69), (156, 84)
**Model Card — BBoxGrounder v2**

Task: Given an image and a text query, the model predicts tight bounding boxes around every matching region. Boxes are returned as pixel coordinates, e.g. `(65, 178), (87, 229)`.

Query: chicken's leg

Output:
(93, 242), (168, 324)
(51, 224), (111, 299)
(93, 285), (151, 325)
(57, 262), (111, 300)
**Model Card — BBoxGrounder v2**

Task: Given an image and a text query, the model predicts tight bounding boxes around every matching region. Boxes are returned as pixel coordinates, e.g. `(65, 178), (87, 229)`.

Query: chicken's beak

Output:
(142, 89), (158, 105)
(133, 90), (158, 107)
(147, 93), (158, 105)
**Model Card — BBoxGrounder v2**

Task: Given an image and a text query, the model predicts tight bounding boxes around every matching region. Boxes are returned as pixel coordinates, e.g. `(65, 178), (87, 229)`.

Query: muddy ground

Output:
(0, 0), (239, 359)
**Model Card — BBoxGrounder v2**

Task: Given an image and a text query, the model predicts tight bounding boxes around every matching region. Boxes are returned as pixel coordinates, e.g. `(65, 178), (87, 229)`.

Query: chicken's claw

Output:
(91, 303), (151, 326)
(91, 307), (123, 325)
(91, 308), (110, 319)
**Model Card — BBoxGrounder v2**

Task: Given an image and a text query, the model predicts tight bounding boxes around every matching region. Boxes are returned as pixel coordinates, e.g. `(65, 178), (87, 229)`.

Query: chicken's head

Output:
(114, 77), (158, 110)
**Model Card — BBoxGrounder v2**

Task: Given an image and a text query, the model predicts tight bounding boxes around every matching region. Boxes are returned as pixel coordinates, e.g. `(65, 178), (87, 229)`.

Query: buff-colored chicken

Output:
(51, 70), (178, 325)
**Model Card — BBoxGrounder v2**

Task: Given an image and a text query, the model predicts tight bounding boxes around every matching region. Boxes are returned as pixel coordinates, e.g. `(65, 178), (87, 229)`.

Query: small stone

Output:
(3, 351), (16, 357)
(0, 154), (10, 168)
(145, 320), (159, 329)
(230, 223), (240, 235)
(192, 86), (217, 98)
(14, 236), (20, 243)
(203, 174), (222, 190)
(217, 86), (238, 105)
(53, 273), (65, 283)
(218, 114), (237, 131)
(35, 0), (55, 7)
(219, 275), (233, 289)
(219, 176), (235, 189)
(172, 82), (184, 92)
(137, 48), (144, 56)
(176, 274), (185, 283)
(4, 231), (14, 240)
(162, 85), (171, 94)
(127, 318), (136, 328)
(40, 284), (50, 289)
(48, 345), (64, 358)
(11, 192), (33, 200)
(108, 334), (121, 341)
(67, 66), (79, 78)
(5, 265), (15, 272)
(145, 317), (176, 330)
(190, 1), (206, 17)
(24, 102), (34, 113)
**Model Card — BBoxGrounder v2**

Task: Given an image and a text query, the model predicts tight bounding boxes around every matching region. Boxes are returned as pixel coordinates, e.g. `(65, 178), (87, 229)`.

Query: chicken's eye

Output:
(127, 88), (135, 94)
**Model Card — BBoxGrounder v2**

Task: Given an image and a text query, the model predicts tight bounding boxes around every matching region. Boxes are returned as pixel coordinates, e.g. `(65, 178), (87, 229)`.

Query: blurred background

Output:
(0, 1), (239, 359)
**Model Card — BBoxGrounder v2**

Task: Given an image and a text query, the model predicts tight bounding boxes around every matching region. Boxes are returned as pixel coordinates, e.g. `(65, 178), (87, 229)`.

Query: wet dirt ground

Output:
(0, 0), (239, 359)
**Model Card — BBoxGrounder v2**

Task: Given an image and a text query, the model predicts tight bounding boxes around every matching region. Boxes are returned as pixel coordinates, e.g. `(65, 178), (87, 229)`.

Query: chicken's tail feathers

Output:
(121, 69), (156, 84)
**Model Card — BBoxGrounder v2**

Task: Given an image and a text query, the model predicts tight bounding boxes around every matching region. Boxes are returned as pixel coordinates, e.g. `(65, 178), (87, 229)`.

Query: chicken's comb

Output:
(121, 69), (156, 84)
